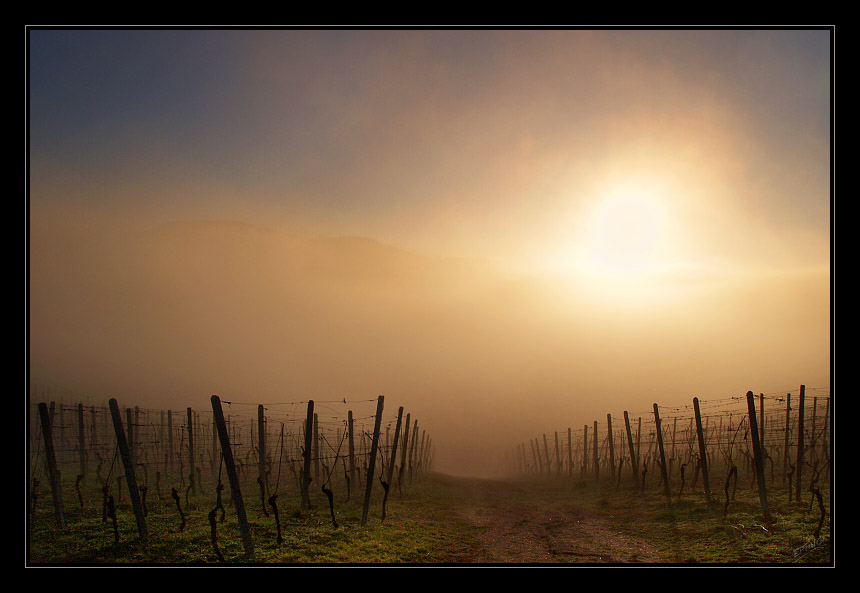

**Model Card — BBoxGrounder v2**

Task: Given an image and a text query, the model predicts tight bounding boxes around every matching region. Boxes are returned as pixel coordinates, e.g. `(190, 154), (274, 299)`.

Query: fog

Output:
(28, 213), (830, 477)
(27, 30), (831, 477)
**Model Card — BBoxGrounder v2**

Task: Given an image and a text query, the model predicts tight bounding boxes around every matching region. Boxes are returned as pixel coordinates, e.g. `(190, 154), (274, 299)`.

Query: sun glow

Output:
(582, 189), (667, 277)
(557, 184), (685, 308)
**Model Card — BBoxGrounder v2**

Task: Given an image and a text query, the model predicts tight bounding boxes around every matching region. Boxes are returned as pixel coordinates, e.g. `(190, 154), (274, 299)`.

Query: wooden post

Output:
(167, 409), (174, 475)
(811, 396), (818, 465)
(258, 404), (266, 497)
(796, 385), (805, 502)
(77, 403), (87, 480)
(593, 421), (599, 483)
(567, 428), (573, 477)
(408, 419), (418, 485)
(211, 395), (253, 557)
(624, 411), (639, 489)
(537, 436), (545, 474)
(348, 410), (356, 488)
(362, 395), (385, 526)
(542, 434), (551, 475)
(313, 412), (320, 485)
(783, 393), (791, 484)
(607, 414), (615, 481)
(418, 430), (426, 479)
(158, 410), (165, 475)
(398, 413), (410, 493)
(653, 403), (670, 497)
(91, 406), (98, 459)
(126, 407), (135, 469)
(57, 402), (65, 464)
(582, 424), (588, 477)
(554, 432), (560, 475)
(671, 416), (677, 471)
(387, 407), (404, 484)
(746, 391), (770, 519)
(187, 407), (195, 495)
(108, 399), (147, 539)
(37, 402), (65, 528)
(211, 414), (217, 476)
(134, 406), (140, 469)
(693, 397), (712, 503)
(302, 400), (314, 510)
(759, 393), (766, 460)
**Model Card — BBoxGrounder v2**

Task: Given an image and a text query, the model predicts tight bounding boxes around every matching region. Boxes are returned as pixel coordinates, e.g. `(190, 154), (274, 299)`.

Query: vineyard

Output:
(505, 385), (832, 561)
(27, 394), (435, 564)
(27, 385), (832, 565)
(506, 386), (830, 508)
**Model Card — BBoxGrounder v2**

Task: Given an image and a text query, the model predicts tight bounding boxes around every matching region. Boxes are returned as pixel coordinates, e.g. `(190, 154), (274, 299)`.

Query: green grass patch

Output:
(27, 474), (479, 565)
(556, 477), (832, 564)
(27, 471), (831, 565)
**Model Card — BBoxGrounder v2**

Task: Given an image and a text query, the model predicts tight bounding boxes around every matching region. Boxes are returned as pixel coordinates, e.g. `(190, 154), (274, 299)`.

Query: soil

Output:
(436, 476), (660, 564)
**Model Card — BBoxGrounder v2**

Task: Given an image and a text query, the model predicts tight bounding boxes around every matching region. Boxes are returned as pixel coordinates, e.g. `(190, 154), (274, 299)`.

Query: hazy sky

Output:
(28, 28), (832, 477)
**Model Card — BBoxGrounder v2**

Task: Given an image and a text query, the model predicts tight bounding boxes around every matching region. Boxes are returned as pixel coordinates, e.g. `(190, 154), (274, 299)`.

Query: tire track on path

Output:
(437, 476), (659, 564)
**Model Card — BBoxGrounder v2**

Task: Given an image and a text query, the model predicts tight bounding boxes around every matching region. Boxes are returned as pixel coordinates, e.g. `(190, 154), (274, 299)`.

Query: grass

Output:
(27, 474), (477, 565)
(27, 469), (832, 565)
(550, 475), (832, 565)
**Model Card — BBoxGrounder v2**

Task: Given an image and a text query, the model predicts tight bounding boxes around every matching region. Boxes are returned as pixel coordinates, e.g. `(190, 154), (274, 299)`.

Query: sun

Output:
(581, 189), (667, 279)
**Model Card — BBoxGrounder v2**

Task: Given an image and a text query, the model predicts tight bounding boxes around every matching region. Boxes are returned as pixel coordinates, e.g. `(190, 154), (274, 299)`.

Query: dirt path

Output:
(437, 476), (660, 564)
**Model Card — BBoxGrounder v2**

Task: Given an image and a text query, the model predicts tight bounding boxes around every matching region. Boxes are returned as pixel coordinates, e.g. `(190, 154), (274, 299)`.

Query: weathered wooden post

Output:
(134, 406), (140, 468)
(542, 434), (551, 475)
(211, 414), (218, 476)
(810, 396), (818, 465)
(125, 407), (135, 469)
(361, 395), (385, 526)
(348, 410), (356, 488)
(424, 436), (432, 475)
(693, 397), (712, 503)
(56, 402), (65, 464)
(554, 432), (561, 475)
(782, 393), (791, 484)
(796, 385), (805, 503)
(187, 407), (195, 495)
(398, 413), (411, 494)
(258, 405), (266, 495)
(593, 421), (599, 483)
(653, 403), (670, 497)
(108, 399), (147, 539)
(418, 430), (426, 479)
(313, 412), (320, 485)
(671, 416), (677, 479)
(211, 395), (254, 557)
(37, 402), (65, 528)
(167, 409), (174, 475)
(529, 440), (537, 474)
(408, 419), (418, 485)
(302, 400), (314, 510)
(90, 406), (98, 459)
(607, 414), (615, 481)
(746, 391), (770, 520)
(567, 428), (573, 477)
(759, 393), (766, 460)
(624, 411), (639, 489)
(582, 424), (588, 478)
(77, 403), (87, 481)
(387, 407), (404, 484)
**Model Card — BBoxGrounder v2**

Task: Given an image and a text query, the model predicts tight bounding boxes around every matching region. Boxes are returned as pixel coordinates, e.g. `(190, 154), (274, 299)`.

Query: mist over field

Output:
(28, 29), (831, 478)
(28, 213), (829, 477)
